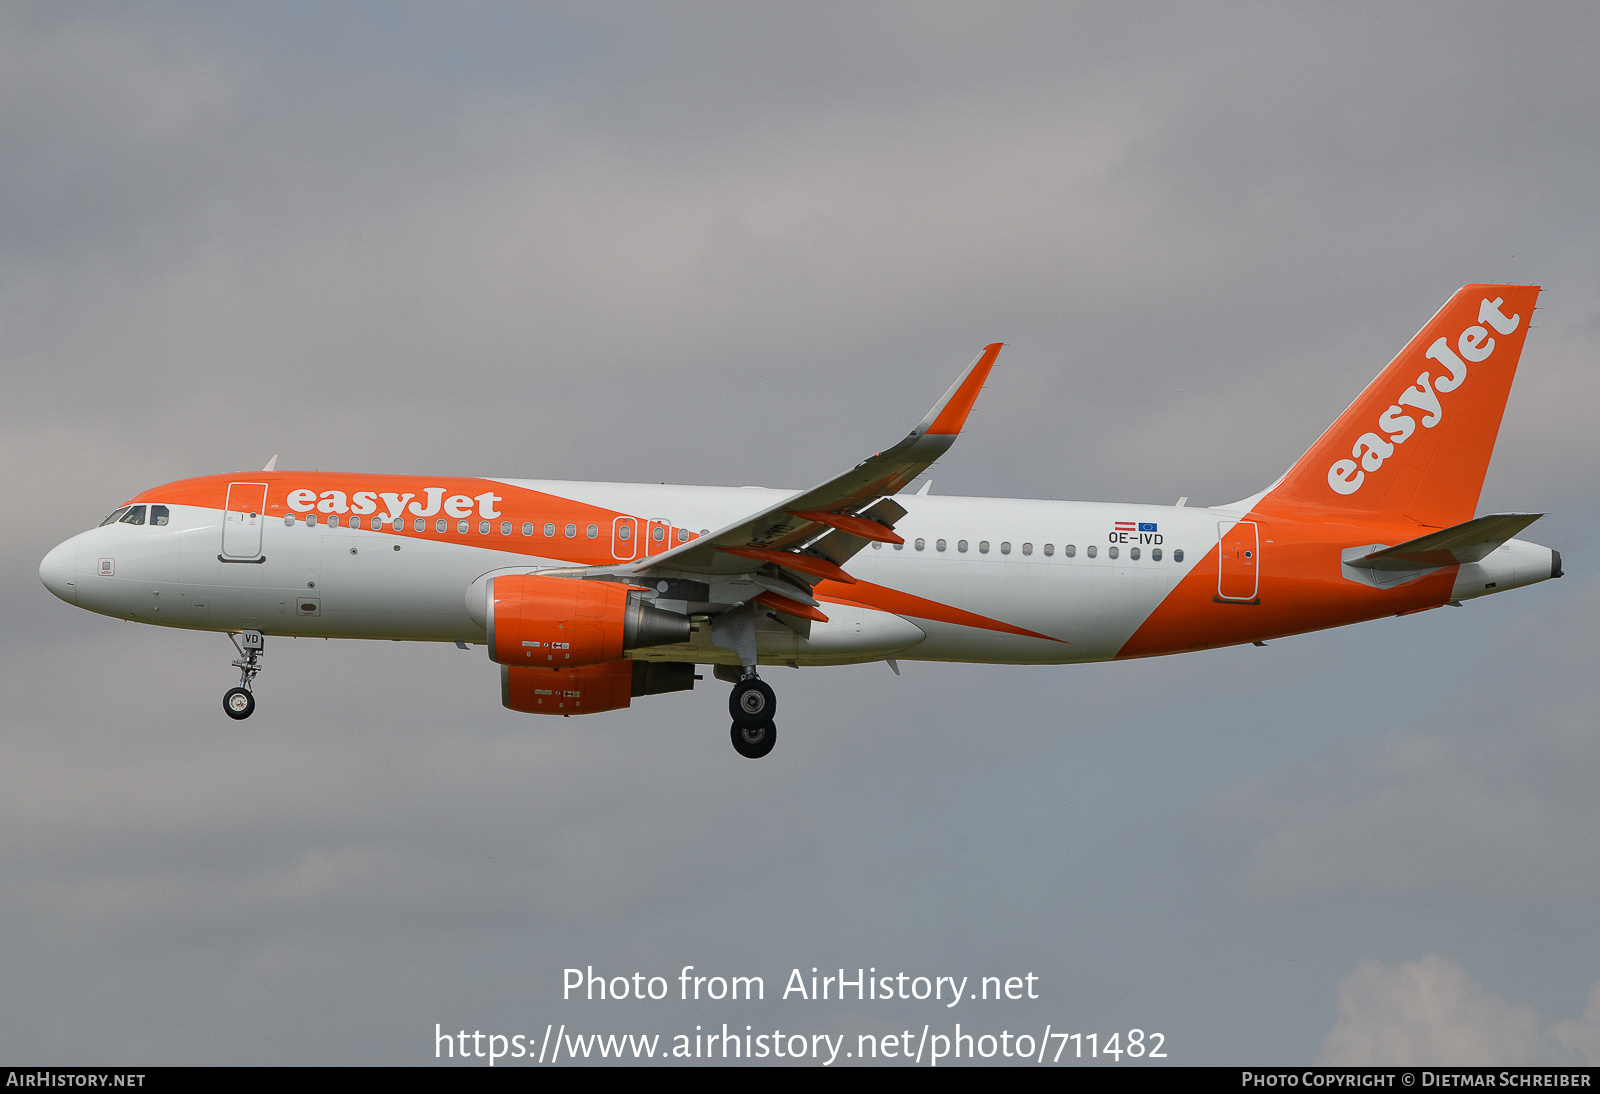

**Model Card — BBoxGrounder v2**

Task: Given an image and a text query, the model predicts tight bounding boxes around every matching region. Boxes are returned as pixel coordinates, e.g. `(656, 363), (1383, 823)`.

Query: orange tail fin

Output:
(1258, 284), (1539, 528)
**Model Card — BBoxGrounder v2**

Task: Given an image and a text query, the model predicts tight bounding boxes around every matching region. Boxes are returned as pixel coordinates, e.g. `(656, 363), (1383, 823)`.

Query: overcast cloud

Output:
(1319, 956), (1600, 1066)
(3, 1), (1599, 1064)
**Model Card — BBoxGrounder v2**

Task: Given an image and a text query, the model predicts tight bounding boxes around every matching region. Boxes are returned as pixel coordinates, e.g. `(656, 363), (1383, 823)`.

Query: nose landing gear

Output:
(224, 630), (264, 720)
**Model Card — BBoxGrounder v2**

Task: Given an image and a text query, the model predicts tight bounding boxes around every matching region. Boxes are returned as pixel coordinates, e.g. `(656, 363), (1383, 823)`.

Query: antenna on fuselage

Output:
(262, 455), (278, 472)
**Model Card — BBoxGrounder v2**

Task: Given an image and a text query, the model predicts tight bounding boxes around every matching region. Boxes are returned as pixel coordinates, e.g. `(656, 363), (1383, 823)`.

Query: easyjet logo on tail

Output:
(1327, 297), (1521, 496)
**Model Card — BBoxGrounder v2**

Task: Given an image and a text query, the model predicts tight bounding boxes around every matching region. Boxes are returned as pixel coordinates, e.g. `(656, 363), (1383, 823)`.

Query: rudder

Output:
(1259, 284), (1539, 527)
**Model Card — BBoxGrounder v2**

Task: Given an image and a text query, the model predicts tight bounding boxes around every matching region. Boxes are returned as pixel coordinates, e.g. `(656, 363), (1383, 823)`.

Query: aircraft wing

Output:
(622, 343), (1002, 586)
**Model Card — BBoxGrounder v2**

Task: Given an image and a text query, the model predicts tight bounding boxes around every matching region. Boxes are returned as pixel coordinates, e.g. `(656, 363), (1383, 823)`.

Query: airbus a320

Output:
(40, 284), (1561, 758)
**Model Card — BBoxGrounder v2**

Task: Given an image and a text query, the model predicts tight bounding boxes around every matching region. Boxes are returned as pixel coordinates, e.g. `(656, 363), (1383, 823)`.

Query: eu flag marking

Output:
(1138, 522), (1158, 533)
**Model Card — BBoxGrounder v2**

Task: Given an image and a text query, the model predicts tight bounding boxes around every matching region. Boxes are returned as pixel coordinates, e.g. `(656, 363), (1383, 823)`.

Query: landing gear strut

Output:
(711, 607), (779, 758)
(224, 630), (264, 720)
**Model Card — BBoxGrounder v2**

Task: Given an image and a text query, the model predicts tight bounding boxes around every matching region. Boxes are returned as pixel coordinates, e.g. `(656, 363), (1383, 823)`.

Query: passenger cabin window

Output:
(284, 515), (295, 526)
(544, 523), (555, 537)
(522, 523), (534, 536)
(619, 525), (632, 541)
(936, 539), (947, 552)
(1000, 541), (1011, 555)
(1086, 545), (1096, 558)
(100, 506), (132, 526)
(1109, 545), (1119, 559)
(915, 538), (925, 551)
(871, 542), (882, 550)
(119, 505), (147, 526)
(1174, 549), (1185, 563)
(977, 540), (989, 554)
(500, 521), (511, 535)
(1130, 546), (1140, 560)
(1152, 547), (1163, 561)
(306, 514), (318, 527)
(1064, 544), (1075, 557)
(1021, 542), (1032, 556)
(150, 505), (170, 526)
(457, 520), (468, 534)
(957, 540), (968, 553)
(652, 526), (665, 542)
(479, 521), (489, 534)
(1044, 543), (1054, 556)
(893, 542), (903, 551)
(435, 518), (447, 533)
(565, 524), (577, 538)
(328, 515), (340, 528)
(586, 524), (598, 539)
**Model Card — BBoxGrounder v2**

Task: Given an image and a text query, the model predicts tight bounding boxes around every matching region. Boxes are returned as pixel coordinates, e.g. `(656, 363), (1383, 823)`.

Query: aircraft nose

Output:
(40, 539), (78, 605)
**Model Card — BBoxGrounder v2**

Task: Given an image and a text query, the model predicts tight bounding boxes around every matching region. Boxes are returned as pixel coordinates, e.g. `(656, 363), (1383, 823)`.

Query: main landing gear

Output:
(727, 672), (777, 759)
(224, 630), (264, 720)
(730, 720), (776, 760)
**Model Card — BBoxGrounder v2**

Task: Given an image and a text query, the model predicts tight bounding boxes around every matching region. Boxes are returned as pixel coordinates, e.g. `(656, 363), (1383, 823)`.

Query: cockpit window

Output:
(99, 506), (131, 526)
(150, 505), (170, 526)
(118, 505), (147, 526)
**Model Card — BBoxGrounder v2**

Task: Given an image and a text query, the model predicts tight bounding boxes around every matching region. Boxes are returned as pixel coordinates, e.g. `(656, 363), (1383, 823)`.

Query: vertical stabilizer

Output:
(1258, 284), (1539, 527)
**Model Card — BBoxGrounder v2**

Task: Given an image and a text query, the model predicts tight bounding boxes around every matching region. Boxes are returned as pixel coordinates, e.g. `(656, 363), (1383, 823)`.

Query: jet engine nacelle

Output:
(486, 573), (689, 668)
(501, 659), (697, 715)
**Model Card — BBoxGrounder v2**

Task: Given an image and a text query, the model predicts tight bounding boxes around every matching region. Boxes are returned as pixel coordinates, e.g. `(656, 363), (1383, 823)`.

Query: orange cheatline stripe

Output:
(789, 510), (905, 544)
(817, 578), (1064, 643)
(926, 342), (1002, 435)
(719, 547), (857, 584)
(753, 591), (830, 623)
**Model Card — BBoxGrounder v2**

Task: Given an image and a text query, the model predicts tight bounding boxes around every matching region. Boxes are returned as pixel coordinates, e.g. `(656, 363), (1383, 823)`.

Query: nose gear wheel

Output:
(223, 687), (255, 720)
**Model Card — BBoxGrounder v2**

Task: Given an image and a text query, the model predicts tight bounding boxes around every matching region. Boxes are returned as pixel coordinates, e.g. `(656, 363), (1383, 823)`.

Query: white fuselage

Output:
(38, 479), (1557, 670)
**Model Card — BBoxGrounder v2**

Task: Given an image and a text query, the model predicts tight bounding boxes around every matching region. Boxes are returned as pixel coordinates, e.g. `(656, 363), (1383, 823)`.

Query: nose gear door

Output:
(222, 482), (268, 560)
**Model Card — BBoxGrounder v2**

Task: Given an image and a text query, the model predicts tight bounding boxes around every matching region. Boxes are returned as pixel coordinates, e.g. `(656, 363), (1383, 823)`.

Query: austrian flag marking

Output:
(1109, 521), (1162, 546)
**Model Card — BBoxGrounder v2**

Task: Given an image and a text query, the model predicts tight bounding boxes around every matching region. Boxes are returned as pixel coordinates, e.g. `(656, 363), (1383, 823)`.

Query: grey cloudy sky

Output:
(3, 1), (1599, 1065)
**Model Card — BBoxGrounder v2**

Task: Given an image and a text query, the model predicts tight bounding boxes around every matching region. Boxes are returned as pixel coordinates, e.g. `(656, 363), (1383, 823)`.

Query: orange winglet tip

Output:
(789, 510), (905, 544)
(719, 547), (857, 585)
(925, 342), (1002, 436)
(753, 591), (829, 623)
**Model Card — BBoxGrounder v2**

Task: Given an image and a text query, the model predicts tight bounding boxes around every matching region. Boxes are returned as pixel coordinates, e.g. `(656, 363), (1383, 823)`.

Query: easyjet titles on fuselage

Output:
(285, 487), (505, 521)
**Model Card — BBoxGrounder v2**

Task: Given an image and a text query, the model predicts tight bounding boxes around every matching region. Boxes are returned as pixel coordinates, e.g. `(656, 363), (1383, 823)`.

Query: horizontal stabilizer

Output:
(1343, 512), (1542, 571)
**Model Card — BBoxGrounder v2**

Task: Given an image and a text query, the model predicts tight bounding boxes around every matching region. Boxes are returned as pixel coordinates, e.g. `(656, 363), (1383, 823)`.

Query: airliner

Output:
(39, 284), (1560, 758)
